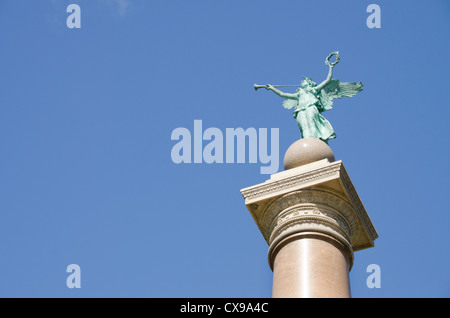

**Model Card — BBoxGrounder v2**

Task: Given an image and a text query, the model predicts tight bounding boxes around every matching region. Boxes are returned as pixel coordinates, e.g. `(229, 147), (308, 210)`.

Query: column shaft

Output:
(271, 233), (351, 298)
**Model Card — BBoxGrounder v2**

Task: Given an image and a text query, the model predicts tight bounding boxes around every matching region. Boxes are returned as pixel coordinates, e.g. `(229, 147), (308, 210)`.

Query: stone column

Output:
(240, 138), (378, 298)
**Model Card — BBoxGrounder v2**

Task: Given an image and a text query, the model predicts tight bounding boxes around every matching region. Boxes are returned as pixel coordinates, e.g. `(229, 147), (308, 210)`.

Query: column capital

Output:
(240, 159), (378, 269)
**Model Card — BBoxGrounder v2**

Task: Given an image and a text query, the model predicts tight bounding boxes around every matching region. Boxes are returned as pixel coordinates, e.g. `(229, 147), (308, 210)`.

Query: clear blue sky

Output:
(0, 0), (449, 298)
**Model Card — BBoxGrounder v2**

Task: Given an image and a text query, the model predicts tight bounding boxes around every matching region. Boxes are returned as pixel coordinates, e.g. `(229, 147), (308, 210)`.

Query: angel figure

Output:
(258, 52), (363, 143)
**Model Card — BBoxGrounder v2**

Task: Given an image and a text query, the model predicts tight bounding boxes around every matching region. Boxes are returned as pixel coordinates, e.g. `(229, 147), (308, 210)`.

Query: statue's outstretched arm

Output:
(266, 85), (297, 100)
(315, 65), (333, 92)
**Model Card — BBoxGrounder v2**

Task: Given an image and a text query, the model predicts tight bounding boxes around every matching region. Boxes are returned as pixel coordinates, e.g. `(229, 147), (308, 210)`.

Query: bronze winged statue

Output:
(254, 52), (363, 143)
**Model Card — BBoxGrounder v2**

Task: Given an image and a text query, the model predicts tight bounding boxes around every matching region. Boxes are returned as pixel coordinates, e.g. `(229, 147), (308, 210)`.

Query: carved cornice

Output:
(241, 162), (341, 202)
(338, 165), (378, 248)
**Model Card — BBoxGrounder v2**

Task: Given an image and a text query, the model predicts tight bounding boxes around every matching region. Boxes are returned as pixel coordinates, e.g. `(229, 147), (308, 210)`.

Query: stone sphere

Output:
(283, 138), (335, 170)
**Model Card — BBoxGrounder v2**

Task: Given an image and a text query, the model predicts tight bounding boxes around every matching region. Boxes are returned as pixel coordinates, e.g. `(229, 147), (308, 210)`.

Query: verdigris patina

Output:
(254, 52), (363, 143)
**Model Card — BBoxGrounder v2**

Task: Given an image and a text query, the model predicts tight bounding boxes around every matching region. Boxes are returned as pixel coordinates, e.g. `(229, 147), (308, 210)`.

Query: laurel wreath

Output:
(325, 51), (340, 67)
